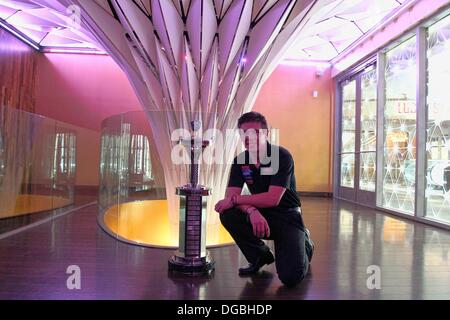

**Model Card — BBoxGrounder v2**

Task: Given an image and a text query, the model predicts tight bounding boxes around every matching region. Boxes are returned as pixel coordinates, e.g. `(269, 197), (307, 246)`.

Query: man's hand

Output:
(215, 197), (234, 213)
(248, 209), (270, 238)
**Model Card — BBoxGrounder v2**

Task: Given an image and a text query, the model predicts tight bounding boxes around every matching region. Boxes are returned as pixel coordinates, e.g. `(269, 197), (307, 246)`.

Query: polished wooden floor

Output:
(0, 197), (449, 300)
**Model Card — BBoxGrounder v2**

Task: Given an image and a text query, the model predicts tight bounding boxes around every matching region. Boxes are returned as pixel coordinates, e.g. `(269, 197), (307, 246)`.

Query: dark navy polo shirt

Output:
(227, 143), (301, 210)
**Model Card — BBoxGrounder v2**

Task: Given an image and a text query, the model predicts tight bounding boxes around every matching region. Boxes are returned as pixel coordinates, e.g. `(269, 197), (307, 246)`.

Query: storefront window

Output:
(360, 68), (377, 191)
(382, 37), (417, 214)
(341, 80), (356, 188)
(426, 15), (450, 224)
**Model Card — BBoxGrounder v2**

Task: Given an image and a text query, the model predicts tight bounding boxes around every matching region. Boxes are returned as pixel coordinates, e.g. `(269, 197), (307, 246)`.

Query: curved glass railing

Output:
(97, 111), (242, 248)
(0, 105), (77, 229)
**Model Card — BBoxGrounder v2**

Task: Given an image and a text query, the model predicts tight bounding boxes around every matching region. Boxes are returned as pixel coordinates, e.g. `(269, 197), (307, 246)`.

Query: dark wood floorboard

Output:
(0, 197), (449, 300)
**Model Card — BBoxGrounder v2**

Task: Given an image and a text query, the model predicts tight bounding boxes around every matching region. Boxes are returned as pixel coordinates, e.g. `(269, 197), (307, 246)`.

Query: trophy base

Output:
(168, 253), (215, 275)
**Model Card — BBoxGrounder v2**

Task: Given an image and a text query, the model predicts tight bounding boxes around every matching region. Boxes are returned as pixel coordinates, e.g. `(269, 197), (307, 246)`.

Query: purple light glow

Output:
(44, 48), (107, 55)
(0, 1), (103, 54)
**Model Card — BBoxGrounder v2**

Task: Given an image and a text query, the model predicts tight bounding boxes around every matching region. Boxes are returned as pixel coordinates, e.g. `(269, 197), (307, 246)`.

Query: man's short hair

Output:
(237, 112), (268, 129)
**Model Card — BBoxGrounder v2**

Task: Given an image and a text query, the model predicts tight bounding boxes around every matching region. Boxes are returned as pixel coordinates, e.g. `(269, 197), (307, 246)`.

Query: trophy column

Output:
(168, 121), (215, 275)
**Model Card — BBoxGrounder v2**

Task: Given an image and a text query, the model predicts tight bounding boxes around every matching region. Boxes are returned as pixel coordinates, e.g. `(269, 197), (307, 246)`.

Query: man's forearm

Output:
(224, 187), (257, 214)
(232, 192), (279, 208)
(236, 204), (256, 214)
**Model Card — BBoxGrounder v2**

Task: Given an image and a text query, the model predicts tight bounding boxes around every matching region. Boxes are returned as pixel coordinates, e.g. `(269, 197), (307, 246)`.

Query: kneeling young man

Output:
(215, 112), (314, 287)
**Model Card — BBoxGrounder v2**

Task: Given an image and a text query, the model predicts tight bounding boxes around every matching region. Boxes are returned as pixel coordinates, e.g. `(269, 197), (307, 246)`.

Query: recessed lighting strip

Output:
(0, 19), (41, 51)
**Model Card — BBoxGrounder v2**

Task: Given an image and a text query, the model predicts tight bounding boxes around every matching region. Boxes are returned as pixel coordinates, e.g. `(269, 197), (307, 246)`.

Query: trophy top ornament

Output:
(179, 120), (210, 150)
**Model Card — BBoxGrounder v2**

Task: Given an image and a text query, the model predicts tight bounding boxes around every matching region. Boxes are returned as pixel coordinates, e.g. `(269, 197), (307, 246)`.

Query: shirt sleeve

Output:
(269, 152), (294, 189)
(227, 160), (245, 188)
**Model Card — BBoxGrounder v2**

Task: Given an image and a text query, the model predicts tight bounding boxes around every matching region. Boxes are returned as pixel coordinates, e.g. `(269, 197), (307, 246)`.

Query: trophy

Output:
(168, 120), (215, 275)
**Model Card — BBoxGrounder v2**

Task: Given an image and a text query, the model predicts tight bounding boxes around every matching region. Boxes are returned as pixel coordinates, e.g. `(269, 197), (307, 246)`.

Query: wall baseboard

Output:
(297, 191), (333, 198)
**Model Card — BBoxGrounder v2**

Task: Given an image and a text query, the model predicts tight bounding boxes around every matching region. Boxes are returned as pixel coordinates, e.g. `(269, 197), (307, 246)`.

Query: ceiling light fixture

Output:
(0, 19), (40, 50)
(43, 48), (107, 55)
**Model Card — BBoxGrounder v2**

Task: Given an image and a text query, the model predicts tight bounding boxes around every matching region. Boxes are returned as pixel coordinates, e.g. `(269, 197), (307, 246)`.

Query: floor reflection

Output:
(0, 197), (449, 299)
(239, 271), (275, 299)
(331, 200), (450, 299)
(168, 271), (215, 300)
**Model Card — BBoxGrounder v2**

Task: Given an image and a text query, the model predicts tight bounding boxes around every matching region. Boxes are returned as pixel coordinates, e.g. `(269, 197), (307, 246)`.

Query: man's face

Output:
(239, 121), (268, 152)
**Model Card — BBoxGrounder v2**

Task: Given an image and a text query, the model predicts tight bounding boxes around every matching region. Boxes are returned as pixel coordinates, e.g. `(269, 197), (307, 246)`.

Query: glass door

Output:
(339, 78), (357, 201)
(338, 66), (377, 205)
(358, 67), (377, 204)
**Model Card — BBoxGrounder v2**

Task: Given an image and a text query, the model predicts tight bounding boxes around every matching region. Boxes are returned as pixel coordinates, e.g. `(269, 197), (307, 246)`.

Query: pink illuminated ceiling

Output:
(0, 0), (102, 52)
(284, 0), (410, 61)
(0, 0), (410, 59)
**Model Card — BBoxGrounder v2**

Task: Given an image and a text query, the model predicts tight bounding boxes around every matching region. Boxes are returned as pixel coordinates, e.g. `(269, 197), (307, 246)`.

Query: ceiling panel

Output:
(0, 0), (411, 59)
(284, 0), (411, 61)
(0, 0), (103, 52)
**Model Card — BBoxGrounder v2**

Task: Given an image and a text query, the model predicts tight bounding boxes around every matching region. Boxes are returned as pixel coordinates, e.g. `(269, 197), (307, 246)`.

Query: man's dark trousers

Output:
(220, 207), (309, 286)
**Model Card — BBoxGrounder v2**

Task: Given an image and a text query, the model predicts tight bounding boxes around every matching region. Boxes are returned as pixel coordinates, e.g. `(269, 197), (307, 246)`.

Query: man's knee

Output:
(278, 261), (308, 287)
(278, 272), (306, 287)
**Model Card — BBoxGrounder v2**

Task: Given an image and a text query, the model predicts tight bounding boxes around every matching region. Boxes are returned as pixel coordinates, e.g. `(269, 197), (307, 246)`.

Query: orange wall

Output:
(253, 63), (334, 192)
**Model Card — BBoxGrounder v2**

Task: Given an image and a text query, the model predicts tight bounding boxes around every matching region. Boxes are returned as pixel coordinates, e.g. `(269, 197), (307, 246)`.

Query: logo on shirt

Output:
(241, 165), (254, 185)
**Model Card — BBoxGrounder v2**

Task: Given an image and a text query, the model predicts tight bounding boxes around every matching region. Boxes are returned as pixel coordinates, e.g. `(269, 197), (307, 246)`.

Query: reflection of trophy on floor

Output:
(168, 121), (215, 275)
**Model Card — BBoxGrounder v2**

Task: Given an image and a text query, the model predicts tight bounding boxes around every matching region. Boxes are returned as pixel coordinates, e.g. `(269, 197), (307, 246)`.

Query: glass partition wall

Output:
(97, 111), (237, 248)
(336, 12), (450, 227)
(0, 105), (79, 234)
(97, 110), (280, 248)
